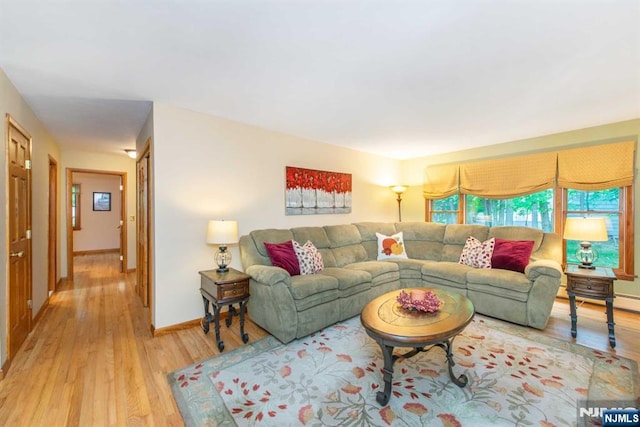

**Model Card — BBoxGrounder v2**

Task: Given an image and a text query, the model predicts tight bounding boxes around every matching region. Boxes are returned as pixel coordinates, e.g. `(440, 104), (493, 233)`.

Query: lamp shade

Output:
(563, 217), (608, 242)
(390, 185), (408, 195)
(206, 220), (239, 245)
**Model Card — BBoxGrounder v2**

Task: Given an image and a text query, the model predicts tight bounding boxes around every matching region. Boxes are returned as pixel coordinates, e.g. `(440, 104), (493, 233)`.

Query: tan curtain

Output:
(423, 163), (459, 199)
(460, 151), (557, 198)
(558, 140), (635, 190)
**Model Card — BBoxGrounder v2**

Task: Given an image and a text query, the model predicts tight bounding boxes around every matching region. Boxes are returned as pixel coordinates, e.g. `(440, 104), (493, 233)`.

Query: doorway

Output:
(48, 156), (58, 295)
(136, 139), (153, 318)
(6, 115), (32, 361)
(66, 169), (127, 278)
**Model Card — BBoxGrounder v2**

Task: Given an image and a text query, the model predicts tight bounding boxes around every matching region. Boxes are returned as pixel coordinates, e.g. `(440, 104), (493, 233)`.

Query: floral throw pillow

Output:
(376, 232), (408, 260)
(459, 236), (496, 269)
(292, 240), (324, 275)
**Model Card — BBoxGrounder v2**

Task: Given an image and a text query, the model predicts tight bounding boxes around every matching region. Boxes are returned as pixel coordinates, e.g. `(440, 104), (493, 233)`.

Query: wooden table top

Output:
(360, 288), (475, 346)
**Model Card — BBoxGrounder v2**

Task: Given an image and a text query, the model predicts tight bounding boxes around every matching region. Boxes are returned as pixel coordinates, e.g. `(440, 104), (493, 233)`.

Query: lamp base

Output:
(578, 263), (596, 270)
(215, 245), (232, 273)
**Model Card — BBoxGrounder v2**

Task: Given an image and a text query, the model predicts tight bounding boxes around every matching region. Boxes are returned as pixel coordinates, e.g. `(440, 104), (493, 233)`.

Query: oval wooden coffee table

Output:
(360, 287), (475, 405)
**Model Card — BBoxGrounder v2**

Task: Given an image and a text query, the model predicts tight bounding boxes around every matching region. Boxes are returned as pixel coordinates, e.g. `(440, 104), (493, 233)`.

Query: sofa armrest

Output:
(525, 260), (562, 280)
(524, 259), (562, 329)
(246, 265), (291, 286)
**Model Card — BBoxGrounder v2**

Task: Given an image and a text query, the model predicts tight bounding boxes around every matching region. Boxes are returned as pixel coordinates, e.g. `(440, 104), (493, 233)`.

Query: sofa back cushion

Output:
(441, 225), (489, 262)
(353, 222), (397, 260)
(395, 222), (446, 261)
(292, 226), (337, 267)
(488, 226), (543, 251)
(242, 229), (295, 267)
(532, 232), (563, 264)
(324, 224), (368, 267)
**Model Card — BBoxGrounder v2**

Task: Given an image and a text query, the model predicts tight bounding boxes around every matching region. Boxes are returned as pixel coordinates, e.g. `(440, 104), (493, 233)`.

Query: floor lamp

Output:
(390, 185), (408, 222)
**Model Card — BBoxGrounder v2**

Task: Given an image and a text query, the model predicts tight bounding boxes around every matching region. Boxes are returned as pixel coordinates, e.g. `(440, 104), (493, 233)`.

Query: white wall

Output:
(60, 151), (137, 275)
(72, 173), (122, 252)
(150, 102), (403, 329)
(0, 68), (62, 367)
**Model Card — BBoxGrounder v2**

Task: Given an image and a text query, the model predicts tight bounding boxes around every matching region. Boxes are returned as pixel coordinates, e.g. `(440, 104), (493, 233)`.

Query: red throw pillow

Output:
(264, 241), (300, 276)
(491, 238), (535, 273)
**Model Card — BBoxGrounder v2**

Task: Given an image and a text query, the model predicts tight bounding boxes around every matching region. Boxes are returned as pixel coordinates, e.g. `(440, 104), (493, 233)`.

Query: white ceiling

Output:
(1, 0), (639, 159)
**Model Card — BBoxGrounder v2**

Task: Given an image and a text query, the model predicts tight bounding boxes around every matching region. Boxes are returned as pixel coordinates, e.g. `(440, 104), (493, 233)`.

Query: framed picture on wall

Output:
(93, 192), (111, 211)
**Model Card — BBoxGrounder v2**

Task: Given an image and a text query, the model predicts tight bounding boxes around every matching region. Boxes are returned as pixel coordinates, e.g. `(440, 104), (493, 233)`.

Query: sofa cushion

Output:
(251, 229), (295, 258)
(330, 245), (368, 267)
(395, 222), (446, 261)
(441, 225), (489, 262)
(325, 224), (362, 247)
(293, 240), (324, 275)
(289, 274), (338, 300)
(466, 269), (532, 302)
(459, 236), (495, 268)
(376, 232), (408, 260)
(264, 240), (300, 276)
(491, 238), (535, 273)
(421, 261), (471, 286)
(488, 226), (543, 252)
(353, 222), (397, 241)
(346, 261), (399, 286)
(353, 222), (397, 260)
(321, 267), (371, 290)
(292, 227), (332, 249)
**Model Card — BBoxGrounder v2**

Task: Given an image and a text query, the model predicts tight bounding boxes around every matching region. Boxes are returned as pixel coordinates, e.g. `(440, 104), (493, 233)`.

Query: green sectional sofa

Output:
(239, 222), (562, 343)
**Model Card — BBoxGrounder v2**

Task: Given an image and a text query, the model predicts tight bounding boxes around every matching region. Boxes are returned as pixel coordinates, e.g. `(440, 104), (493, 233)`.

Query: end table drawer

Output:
(218, 280), (249, 301)
(569, 278), (609, 297)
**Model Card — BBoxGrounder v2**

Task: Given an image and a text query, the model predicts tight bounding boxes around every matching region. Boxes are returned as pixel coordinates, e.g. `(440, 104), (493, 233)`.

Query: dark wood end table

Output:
(564, 265), (616, 348)
(199, 268), (250, 352)
(360, 288), (475, 406)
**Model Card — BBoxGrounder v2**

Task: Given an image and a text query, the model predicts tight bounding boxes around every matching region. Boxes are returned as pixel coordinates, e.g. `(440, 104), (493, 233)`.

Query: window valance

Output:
(557, 140), (635, 190)
(424, 140), (636, 199)
(422, 163), (459, 199)
(459, 151), (557, 198)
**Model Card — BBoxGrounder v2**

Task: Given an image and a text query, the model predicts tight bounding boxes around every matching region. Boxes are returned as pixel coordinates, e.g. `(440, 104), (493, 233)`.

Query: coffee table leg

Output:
(436, 337), (467, 387)
(376, 344), (395, 406)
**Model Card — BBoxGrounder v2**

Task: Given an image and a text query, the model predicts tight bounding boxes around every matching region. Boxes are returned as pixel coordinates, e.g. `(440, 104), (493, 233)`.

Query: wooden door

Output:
(119, 175), (125, 273)
(48, 157), (58, 294)
(137, 151), (150, 306)
(7, 116), (32, 360)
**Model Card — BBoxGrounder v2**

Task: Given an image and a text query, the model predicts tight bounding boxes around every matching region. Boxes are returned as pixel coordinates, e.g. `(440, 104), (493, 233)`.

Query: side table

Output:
(199, 268), (250, 352)
(564, 265), (616, 348)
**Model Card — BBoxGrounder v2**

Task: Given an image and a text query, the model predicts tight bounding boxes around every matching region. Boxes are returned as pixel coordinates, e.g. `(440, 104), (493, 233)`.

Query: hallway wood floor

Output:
(0, 253), (638, 426)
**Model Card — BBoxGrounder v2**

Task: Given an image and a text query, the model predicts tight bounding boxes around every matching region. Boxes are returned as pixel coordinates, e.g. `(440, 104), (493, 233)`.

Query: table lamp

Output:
(206, 220), (239, 272)
(563, 217), (608, 269)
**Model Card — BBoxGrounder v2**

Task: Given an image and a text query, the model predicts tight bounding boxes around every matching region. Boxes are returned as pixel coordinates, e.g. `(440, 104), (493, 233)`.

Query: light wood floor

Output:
(0, 253), (638, 426)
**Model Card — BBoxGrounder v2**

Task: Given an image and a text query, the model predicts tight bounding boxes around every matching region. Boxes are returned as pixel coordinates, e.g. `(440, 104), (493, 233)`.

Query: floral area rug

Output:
(168, 315), (638, 426)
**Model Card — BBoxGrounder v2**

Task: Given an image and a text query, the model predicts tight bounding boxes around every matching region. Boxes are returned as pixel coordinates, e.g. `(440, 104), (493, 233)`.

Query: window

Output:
(562, 187), (633, 279)
(427, 194), (460, 224)
(71, 184), (81, 230)
(464, 190), (554, 232)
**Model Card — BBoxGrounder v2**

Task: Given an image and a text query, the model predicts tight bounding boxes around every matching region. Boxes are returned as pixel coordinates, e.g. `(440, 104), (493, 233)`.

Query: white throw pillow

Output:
(459, 236), (495, 268)
(376, 232), (408, 260)
(292, 240), (324, 275)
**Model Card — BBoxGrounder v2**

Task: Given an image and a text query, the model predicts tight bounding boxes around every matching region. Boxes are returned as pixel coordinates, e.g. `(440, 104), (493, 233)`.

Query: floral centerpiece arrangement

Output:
(396, 289), (443, 313)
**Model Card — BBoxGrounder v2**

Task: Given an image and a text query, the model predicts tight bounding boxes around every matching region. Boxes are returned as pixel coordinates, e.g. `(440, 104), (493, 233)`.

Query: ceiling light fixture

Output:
(124, 149), (137, 159)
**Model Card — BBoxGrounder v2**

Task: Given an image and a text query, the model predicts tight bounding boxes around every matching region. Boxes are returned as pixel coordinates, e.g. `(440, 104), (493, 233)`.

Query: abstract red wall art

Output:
(285, 166), (352, 215)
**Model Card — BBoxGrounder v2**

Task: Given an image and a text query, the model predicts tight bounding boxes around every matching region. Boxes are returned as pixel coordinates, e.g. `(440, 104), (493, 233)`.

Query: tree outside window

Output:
(464, 190), (554, 232)
(564, 188), (621, 269)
